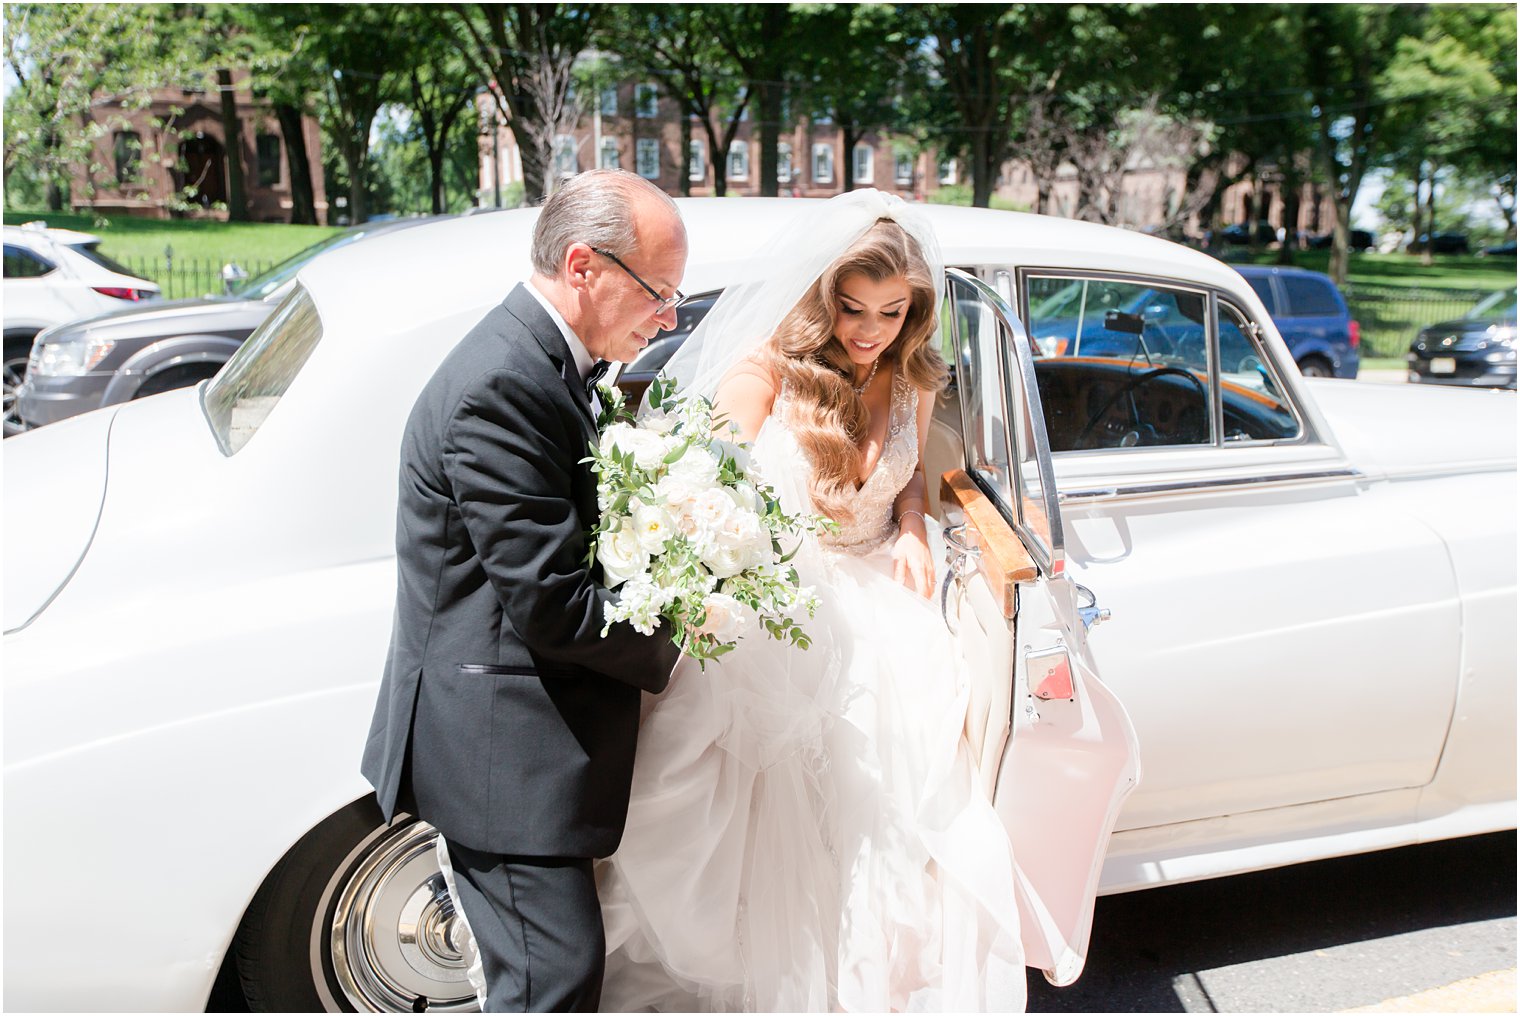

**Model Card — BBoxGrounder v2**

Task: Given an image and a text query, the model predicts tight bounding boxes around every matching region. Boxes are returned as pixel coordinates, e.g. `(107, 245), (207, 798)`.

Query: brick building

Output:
(70, 70), (327, 224)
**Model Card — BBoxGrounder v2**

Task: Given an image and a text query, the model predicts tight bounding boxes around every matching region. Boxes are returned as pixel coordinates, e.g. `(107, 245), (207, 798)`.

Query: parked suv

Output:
(1235, 266), (1360, 378)
(4, 223), (161, 428)
(9, 217), (435, 434)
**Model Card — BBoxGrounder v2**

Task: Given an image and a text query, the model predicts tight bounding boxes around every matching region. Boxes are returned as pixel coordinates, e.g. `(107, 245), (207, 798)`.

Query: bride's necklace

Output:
(850, 358), (881, 396)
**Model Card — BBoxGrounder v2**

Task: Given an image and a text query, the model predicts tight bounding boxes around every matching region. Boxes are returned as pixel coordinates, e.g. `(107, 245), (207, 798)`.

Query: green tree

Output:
(3, 3), (204, 212)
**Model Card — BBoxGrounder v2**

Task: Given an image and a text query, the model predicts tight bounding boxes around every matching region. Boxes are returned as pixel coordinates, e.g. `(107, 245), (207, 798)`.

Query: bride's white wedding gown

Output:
(598, 371), (1026, 1012)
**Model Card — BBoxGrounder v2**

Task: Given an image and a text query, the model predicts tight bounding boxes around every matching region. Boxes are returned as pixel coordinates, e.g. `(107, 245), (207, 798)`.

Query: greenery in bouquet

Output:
(585, 376), (825, 665)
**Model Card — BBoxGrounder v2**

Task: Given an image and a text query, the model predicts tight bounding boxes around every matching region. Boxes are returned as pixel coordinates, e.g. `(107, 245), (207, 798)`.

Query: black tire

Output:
(4, 335), (35, 438)
(1297, 356), (1334, 378)
(133, 363), (221, 400)
(232, 799), (478, 1013)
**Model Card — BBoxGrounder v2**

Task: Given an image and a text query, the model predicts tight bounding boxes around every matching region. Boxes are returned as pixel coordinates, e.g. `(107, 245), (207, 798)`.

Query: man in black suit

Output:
(362, 168), (687, 1011)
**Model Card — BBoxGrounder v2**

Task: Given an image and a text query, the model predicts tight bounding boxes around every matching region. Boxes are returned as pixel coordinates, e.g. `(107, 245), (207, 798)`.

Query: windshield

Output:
(203, 285), (323, 454)
(227, 228), (367, 300)
(1467, 288), (1517, 321)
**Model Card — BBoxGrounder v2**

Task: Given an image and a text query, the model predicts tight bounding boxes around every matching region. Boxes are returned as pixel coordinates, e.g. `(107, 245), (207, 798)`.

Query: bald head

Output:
(531, 168), (685, 278)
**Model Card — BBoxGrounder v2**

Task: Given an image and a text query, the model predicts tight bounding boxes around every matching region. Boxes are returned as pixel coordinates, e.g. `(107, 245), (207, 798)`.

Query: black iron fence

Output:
(121, 256), (278, 301)
(1343, 284), (1491, 359)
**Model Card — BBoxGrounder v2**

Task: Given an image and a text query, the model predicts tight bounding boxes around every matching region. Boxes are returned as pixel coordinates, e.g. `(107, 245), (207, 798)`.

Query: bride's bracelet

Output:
(896, 509), (928, 528)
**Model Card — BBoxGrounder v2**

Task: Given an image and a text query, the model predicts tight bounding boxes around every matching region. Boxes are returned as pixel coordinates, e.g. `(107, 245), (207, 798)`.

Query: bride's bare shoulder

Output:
(713, 358), (779, 441)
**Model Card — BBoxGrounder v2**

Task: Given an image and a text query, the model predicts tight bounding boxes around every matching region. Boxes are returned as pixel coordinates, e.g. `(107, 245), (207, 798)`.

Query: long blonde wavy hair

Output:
(761, 218), (948, 524)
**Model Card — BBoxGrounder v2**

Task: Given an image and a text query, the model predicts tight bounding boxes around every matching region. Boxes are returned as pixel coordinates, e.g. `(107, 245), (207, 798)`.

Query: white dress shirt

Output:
(526, 279), (596, 381)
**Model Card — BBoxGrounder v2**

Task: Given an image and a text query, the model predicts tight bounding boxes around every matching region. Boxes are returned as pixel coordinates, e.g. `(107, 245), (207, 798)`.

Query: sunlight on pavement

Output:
(1342, 967), (1516, 1012)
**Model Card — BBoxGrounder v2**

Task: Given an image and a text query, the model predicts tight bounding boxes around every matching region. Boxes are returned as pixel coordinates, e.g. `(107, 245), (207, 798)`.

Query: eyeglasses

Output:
(589, 246), (687, 313)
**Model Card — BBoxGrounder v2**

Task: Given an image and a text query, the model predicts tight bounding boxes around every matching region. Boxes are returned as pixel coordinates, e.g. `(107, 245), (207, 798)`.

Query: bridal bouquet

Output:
(586, 376), (823, 664)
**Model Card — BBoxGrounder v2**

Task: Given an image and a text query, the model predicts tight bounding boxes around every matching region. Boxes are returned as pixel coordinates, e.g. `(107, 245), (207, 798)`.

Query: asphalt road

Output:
(1025, 831), (1517, 1013)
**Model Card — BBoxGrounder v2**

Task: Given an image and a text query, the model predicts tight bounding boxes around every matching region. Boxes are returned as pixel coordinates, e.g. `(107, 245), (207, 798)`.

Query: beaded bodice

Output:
(776, 370), (919, 554)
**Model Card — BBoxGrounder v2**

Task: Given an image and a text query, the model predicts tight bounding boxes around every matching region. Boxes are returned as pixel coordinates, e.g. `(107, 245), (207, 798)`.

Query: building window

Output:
(938, 156), (958, 185)
(777, 142), (792, 183)
(256, 133), (282, 187)
(555, 134), (578, 178)
(600, 85), (618, 117)
(636, 138), (660, 179)
(812, 143), (834, 184)
(853, 144), (873, 185)
(894, 152), (913, 185)
(599, 138), (620, 170)
(635, 83), (659, 118)
(689, 140), (706, 182)
(728, 140), (749, 180)
(113, 131), (141, 185)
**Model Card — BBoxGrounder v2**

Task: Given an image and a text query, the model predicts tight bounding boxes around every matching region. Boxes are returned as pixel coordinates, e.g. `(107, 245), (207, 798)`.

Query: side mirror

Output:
(221, 262), (248, 294)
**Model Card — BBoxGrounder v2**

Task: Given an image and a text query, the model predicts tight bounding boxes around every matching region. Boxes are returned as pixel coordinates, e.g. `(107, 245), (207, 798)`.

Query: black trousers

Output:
(444, 839), (605, 1013)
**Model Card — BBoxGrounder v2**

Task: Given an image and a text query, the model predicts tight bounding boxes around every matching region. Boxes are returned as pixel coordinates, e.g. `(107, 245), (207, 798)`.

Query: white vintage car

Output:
(5, 201), (1514, 1012)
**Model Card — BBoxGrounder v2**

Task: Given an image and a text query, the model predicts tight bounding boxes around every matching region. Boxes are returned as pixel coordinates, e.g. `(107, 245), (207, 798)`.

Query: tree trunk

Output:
(758, 80), (781, 197)
(1276, 172), (1303, 265)
(841, 123), (858, 193)
(513, 123), (547, 205)
(971, 128), (993, 207)
(1329, 202), (1351, 285)
(679, 114), (692, 197)
(275, 104), (317, 225)
(342, 133), (369, 224)
(216, 69), (250, 222)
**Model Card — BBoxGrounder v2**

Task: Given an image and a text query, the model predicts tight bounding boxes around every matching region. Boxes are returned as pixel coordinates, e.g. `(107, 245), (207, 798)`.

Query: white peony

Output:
(641, 410), (679, 435)
(602, 423), (670, 471)
(695, 592), (749, 641)
(688, 488), (735, 537)
(666, 444), (721, 487)
(596, 520), (649, 588)
(632, 503), (676, 554)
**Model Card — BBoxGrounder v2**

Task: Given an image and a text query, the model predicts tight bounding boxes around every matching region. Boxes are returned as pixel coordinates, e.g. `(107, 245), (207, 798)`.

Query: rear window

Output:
(1245, 276), (1278, 314)
(1280, 275), (1342, 317)
(203, 285), (323, 455)
(69, 242), (139, 279)
(3, 244), (55, 278)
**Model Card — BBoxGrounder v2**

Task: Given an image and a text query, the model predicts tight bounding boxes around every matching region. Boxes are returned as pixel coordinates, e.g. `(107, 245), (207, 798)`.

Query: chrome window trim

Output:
(1013, 265), (1319, 451)
(1057, 467), (1364, 504)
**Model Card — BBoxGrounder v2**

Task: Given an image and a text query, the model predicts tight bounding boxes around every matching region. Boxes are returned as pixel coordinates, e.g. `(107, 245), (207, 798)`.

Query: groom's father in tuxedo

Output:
(362, 168), (687, 1012)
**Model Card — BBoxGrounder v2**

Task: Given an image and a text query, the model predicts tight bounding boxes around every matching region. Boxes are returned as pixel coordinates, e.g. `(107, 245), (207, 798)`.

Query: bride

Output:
(597, 190), (1027, 1013)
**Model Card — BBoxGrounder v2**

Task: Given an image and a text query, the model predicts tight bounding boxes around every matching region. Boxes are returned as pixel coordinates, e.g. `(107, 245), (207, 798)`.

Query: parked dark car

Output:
(1407, 232), (1471, 255)
(8, 218), (435, 434)
(1215, 220), (1280, 246)
(1407, 288), (1517, 389)
(1481, 240), (1516, 257)
(1040, 266), (1359, 379)
(1306, 229), (1375, 252)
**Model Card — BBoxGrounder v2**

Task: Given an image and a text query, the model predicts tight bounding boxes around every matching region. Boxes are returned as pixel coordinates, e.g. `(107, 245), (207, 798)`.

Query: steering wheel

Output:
(1075, 366), (1209, 449)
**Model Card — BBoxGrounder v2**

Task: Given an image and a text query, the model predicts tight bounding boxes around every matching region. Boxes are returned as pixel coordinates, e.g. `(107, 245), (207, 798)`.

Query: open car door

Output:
(940, 269), (1141, 987)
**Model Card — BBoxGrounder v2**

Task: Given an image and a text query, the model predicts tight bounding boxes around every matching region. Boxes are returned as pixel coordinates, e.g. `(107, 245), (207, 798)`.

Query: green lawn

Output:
(4, 209), (342, 267)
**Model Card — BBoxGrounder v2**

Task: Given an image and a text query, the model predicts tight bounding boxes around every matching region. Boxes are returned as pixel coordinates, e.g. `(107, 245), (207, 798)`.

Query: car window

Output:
(68, 242), (138, 278)
(203, 285), (323, 455)
(4, 244), (55, 279)
(1026, 274), (1214, 452)
(1245, 275), (1278, 314)
(1279, 275), (1341, 317)
(1217, 302), (1301, 442)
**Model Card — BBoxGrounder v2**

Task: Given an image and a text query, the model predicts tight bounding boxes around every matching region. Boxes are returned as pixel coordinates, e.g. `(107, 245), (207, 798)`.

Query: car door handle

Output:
(1075, 582), (1111, 630)
(941, 522), (981, 634)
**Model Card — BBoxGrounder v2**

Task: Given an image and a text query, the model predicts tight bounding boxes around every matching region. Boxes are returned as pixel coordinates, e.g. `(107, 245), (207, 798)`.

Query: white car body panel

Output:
(4, 200), (1513, 1011)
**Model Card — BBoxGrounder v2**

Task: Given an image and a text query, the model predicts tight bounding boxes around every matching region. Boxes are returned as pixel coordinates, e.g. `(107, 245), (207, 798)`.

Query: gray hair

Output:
(530, 168), (681, 277)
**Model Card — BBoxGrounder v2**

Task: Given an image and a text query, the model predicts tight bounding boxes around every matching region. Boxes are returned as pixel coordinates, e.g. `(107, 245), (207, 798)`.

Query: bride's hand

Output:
(891, 515), (935, 599)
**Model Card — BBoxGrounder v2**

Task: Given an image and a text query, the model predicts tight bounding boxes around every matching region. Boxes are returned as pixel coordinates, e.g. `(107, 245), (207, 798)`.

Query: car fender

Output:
(101, 334), (243, 405)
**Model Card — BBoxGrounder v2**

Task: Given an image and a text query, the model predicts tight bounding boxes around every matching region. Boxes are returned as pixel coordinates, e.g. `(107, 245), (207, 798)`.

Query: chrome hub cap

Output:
(327, 821), (477, 1012)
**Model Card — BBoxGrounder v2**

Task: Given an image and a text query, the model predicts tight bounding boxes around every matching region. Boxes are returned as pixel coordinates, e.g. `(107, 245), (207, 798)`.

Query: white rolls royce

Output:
(4, 200), (1513, 1012)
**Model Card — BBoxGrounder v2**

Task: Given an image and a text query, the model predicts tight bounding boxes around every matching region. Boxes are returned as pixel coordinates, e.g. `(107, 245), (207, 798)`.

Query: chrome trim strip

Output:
(1058, 467), (1364, 502)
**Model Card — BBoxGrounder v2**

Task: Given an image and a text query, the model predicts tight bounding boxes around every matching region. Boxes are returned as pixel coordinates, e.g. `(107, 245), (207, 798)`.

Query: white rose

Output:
(688, 488), (734, 536)
(695, 592), (749, 641)
(596, 521), (649, 588)
(632, 503), (676, 554)
(702, 543), (748, 579)
(598, 422), (635, 456)
(714, 506), (763, 551)
(666, 445), (721, 487)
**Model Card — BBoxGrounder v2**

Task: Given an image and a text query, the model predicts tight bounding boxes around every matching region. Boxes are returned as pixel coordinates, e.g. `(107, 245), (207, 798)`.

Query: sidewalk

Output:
(1343, 968), (1517, 1012)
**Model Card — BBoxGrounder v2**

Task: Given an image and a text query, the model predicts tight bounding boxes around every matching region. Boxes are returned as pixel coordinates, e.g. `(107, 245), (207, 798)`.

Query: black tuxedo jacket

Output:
(361, 284), (680, 858)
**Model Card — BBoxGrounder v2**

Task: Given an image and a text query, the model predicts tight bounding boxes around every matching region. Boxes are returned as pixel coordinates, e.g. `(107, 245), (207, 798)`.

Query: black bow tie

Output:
(584, 360), (611, 396)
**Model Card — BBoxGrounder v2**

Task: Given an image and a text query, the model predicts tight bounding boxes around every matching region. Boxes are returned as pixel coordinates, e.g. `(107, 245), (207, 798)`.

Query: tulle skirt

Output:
(598, 517), (1026, 1012)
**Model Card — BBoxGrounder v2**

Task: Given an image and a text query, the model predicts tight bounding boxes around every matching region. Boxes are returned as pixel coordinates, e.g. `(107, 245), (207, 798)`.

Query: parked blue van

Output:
(1236, 266), (1360, 378)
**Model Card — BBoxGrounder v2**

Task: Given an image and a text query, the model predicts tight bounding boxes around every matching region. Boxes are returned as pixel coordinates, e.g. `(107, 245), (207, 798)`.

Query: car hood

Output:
(3, 406), (116, 632)
(1306, 379), (1516, 478)
(54, 295), (271, 339)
